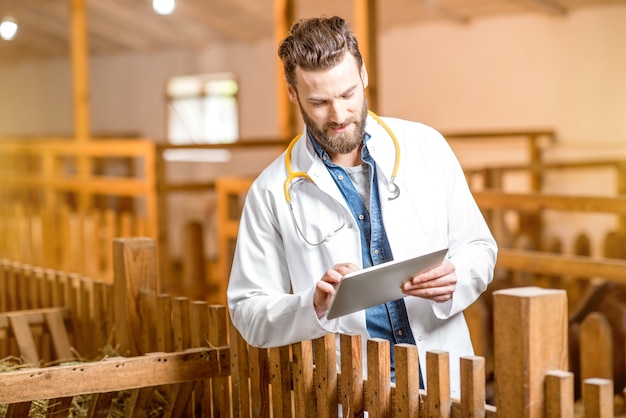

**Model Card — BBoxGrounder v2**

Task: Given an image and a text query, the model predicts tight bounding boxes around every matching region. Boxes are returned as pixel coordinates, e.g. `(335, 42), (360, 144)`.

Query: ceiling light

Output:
(0, 17), (18, 41)
(152, 0), (176, 15)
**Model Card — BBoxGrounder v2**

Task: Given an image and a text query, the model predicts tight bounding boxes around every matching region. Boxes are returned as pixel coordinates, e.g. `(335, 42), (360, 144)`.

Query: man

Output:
(227, 16), (497, 396)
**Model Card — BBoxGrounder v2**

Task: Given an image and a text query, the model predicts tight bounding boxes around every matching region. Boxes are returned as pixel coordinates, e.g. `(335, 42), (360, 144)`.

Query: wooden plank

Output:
(460, 356), (485, 418)
(365, 338), (391, 418)
(269, 345), (292, 417)
(582, 378), (613, 417)
(0, 347), (227, 404)
(8, 314), (40, 364)
(493, 287), (568, 418)
(88, 391), (117, 418)
(496, 248), (626, 283)
(339, 333), (364, 418)
(208, 305), (231, 417)
(44, 309), (74, 361)
(426, 350), (451, 418)
(292, 340), (314, 418)
(229, 322), (251, 418)
(394, 343), (420, 417)
(579, 312), (613, 385)
(48, 396), (73, 417)
(123, 387), (155, 418)
(474, 191), (626, 215)
(545, 371), (574, 418)
(249, 345), (271, 418)
(112, 237), (158, 356)
(313, 334), (338, 418)
(5, 402), (33, 417)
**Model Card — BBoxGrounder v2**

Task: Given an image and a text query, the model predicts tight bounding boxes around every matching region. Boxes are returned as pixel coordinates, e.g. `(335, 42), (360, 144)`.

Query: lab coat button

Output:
(417, 336), (423, 341)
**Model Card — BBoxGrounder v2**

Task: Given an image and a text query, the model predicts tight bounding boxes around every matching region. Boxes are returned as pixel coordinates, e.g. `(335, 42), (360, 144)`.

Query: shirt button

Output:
(417, 336), (423, 341)
(373, 249), (379, 255)
(397, 330), (403, 336)
(338, 174), (344, 181)
(358, 214), (364, 220)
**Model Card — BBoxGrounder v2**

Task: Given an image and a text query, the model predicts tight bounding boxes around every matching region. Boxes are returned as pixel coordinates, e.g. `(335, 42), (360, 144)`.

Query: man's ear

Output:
(287, 84), (298, 104)
(360, 64), (369, 89)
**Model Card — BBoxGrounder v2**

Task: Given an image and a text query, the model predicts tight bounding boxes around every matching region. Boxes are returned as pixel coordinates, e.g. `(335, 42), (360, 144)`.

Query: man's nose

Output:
(329, 102), (347, 124)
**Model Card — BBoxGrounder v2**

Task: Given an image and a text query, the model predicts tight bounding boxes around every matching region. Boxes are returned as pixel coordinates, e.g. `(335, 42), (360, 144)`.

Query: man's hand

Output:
(314, 263), (359, 318)
(402, 260), (457, 302)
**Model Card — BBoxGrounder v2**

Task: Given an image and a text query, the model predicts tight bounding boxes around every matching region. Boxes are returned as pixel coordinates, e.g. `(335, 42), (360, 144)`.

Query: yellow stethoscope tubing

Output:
(283, 110), (401, 204)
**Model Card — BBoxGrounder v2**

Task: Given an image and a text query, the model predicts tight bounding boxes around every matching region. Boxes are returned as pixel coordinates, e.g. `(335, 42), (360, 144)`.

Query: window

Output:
(165, 73), (239, 162)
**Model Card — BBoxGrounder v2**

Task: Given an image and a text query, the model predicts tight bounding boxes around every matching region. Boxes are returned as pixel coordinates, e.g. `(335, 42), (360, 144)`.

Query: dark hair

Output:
(277, 16), (363, 89)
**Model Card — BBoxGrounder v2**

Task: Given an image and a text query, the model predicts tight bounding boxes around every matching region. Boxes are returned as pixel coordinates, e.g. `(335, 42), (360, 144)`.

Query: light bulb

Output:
(0, 17), (18, 41)
(152, 0), (176, 15)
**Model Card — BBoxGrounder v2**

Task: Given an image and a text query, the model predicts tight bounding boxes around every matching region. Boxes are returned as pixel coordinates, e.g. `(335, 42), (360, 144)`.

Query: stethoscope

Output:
(283, 110), (401, 246)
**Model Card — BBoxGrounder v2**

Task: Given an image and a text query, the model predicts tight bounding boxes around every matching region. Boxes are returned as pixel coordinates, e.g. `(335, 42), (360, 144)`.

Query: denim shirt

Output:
(308, 131), (423, 386)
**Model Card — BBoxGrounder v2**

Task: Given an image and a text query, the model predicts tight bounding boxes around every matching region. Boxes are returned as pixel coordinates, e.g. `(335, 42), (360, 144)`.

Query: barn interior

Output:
(0, 0), (625, 415)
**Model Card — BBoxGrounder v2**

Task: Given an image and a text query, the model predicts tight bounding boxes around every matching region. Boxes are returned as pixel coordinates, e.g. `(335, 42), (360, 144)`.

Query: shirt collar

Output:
(306, 129), (372, 168)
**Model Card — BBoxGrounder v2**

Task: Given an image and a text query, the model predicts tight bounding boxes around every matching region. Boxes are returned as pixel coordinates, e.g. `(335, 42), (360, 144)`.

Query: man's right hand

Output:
(314, 263), (359, 318)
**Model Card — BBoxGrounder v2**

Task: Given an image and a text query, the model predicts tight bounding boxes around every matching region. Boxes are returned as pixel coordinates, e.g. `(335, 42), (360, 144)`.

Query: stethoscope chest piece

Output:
(388, 181), (400, 200)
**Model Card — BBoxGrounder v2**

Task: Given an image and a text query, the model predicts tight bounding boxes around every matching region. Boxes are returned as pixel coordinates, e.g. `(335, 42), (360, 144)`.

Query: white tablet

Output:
(326, 248), (448, 320)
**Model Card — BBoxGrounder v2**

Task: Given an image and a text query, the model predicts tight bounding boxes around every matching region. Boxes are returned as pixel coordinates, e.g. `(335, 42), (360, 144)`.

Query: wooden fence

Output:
(1, 237), (625, 417)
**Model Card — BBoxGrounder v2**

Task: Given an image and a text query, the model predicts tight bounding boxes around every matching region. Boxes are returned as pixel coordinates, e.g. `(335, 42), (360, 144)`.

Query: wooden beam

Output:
(274, 0), (297, 138)
(474, 191), (626, 215)
(0, 347), (228, 404)
(496, 248), (626, 283)
(353, 0), (378, 111)
(69, 0), (90, 141)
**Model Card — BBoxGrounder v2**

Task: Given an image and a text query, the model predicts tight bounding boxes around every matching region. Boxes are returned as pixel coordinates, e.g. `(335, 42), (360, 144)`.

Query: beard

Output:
(298, 98), (368, 156)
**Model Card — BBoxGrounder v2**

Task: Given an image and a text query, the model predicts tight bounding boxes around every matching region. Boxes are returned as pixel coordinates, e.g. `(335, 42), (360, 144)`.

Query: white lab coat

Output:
(227, 115), (497, 396)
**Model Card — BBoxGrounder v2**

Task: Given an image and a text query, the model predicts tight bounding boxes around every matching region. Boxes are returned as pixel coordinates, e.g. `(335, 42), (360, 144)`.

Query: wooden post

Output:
(69, 0), (92, 215)
(353, 0), (378, 112)
(69, 0), (90, 141)
(274, 0), (297, 138)
(113, 237), (158, 356)
(493, 287), (568, 418)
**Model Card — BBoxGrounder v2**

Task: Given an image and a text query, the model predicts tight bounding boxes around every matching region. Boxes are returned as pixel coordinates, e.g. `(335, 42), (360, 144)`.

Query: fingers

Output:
(314, 263), (359, 318)
(402, 260), (456, 302)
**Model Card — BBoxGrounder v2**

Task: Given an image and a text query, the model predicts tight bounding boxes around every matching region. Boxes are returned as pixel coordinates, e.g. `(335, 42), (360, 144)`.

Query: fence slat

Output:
(269, 345), (292, 418)
(365, 338), (391, 418)
(314, 334), (338, 418)
(582, 378), (613, 418)
(394, 343), (421, 417)
(579, 312), (613, 387)
(339, 333), (364, 418)
(426, 350), (451, 418)
(249, 345), (271, 418)
(88, 391), (117, 418)
(292, 340), (315, 418)
(460, 356), (485, 418)
(230, 322), (250, 418)
(545, 370), (574, 418)
(208, 305), (231, 417)
(112, 237), (158, 356)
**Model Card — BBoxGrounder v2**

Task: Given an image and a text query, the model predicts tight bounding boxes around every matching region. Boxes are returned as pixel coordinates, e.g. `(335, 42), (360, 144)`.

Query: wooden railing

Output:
(1, 237), (624, 416)
(0, 138), (157, 283)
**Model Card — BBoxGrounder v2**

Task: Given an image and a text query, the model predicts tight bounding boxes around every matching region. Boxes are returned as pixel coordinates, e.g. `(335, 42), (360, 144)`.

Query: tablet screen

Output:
(326, 248), (448, 320)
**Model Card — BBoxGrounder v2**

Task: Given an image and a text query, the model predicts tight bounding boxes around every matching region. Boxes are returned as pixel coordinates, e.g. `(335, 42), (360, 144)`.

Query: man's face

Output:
(287, 52), (369, 157)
